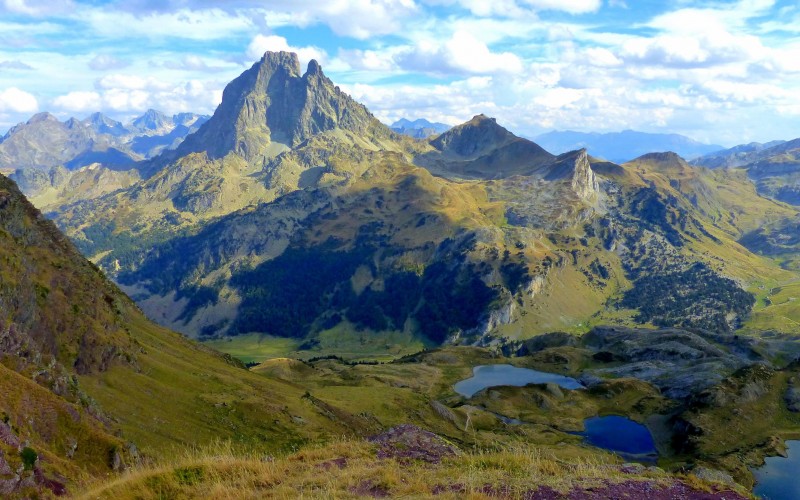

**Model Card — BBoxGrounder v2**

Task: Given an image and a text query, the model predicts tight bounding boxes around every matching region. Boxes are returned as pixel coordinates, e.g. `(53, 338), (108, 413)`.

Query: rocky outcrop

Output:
(785, 375), (800, 412)
(545, 149), (599, 201)
(368, 424), (460, 463)
(581, 327), (753, 399)
(0, 174), (135, 373)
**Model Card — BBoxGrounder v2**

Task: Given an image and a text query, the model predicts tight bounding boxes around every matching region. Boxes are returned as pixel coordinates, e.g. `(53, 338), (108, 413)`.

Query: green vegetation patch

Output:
(620, 262), (755, 332)
(230, 240), (502, 344)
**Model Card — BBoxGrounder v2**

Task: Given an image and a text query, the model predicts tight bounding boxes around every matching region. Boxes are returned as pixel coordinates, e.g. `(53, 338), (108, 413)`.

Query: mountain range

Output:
(0, 109), (209, 173)
(3, 50), (800, 497)
(535, 129), (725, 164)
(39, 52), (798, 351)
(693, 138), (800, 205)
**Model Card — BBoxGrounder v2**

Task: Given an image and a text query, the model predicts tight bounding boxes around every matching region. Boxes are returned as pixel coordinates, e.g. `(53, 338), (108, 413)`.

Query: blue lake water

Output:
(579, 415), (657, 459)
(453, 364), (584, 398)
(754, 440), (800, 500)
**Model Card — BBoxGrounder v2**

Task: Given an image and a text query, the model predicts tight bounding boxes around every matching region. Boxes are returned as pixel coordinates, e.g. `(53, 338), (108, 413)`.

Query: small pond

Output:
(753, 440), (800, 500)
(454, 364), (584, 398)
(577, 415), (658, 461)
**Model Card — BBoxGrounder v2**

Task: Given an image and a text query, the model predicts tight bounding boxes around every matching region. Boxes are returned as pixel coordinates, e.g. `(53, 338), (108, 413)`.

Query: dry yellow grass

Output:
(75, 438), (739, 499)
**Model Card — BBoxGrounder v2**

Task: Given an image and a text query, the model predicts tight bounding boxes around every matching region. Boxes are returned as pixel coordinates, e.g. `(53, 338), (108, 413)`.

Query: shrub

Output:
(20, 447), (37, 470)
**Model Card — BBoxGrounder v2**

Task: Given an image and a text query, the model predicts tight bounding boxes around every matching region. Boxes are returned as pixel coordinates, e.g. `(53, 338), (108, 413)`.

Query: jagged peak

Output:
(543, 148), (598, 201)
(554, 148), (588, 161)
(163, 51), (385, 166)
(132, 109), (170, 130)
(305, 59), (322, 77)
(64, 117), (82, 129)
(469, 113), (494, 123)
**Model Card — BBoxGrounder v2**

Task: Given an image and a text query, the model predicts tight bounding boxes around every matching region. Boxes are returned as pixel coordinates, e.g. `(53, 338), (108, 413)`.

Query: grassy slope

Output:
(76, 439), (745, 499)
(75, 347), (757, 499)
(0, 364), (124, 484)
(77, 314), (354, 456)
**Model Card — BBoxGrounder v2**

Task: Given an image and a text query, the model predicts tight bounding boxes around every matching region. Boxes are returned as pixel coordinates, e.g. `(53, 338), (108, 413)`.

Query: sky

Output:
(0, 0), (799, 146)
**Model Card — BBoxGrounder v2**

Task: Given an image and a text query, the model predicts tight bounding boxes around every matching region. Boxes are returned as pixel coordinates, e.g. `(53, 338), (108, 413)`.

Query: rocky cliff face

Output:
(543, 149), (599, 201)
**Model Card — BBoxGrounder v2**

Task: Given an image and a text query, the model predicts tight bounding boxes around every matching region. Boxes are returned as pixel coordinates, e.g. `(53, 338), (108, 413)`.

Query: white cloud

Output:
(0, 59), (33, 70)
(533, 87), (588, 109)
(520, 0), (600, 14)
(96, 74), (171, 92)
(2, 0), (73, 16)
(700, 80), (788, 104)
(584, 47), (622, 67)
(396, 31), (523, 75)
(317, 0), (418, 39)
(83, 8), (255, 41)
(52, 91), (101, 112)
(422, 0), (598, 16)
(0, 87), (38, 113)
(88, 55), (130, 71)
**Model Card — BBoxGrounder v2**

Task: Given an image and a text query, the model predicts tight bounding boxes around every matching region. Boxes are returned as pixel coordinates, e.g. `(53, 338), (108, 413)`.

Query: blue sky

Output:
(1, 0), (799, 146)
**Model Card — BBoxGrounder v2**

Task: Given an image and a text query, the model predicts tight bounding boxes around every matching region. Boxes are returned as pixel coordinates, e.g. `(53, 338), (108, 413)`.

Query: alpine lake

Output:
(455, 364), (658, 461)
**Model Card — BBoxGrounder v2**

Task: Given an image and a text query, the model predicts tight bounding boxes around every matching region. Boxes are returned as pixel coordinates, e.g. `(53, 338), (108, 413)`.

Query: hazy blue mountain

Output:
(0, 110), (211, 174)
(391, 118), (451, 139)
(693, 140), (787, 169)
(534, 130), (724, 163)
(83, 112), (128, 137)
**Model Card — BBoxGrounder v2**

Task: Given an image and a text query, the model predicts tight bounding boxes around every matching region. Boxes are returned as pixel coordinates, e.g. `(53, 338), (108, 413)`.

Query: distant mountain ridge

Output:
(692, 138), (800, 205)
(535, 129), (724, 163)
(391, 118), (451, 139)
(0, 109), (210, 173)
(692, 140), (787, 169)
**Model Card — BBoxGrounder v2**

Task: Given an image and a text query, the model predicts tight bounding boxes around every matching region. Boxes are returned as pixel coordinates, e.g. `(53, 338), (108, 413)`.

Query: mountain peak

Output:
(171, 51), (385, 163)
(626, 151), (693, 175)
(259, 50), (302, 77)
(431, 114), (515, 158)
(132, 109), (171, 131)
(634, 151), (688, 164)
(28, 112), (58, 124)
(305, 59), (322, 77)
(545, 149), (598, 201)
(470, 114), (494, 124)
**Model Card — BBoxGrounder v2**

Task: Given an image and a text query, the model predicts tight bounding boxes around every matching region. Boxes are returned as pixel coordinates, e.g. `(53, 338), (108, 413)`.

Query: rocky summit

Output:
(165, 52), (390, 167)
